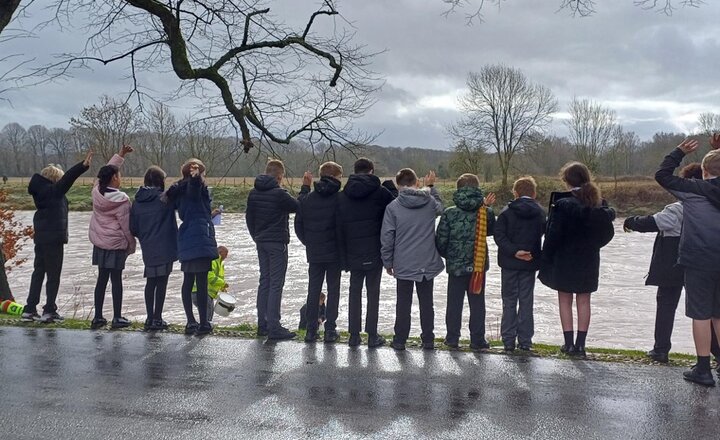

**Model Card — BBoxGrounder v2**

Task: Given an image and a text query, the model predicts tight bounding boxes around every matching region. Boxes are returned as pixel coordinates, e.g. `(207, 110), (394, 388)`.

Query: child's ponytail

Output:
(560, 161), (601, 208)
(97, 165), (119, 195)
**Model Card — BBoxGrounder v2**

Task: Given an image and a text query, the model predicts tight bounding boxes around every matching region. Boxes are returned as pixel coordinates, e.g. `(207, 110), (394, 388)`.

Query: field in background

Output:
(0, 176), (675, 216)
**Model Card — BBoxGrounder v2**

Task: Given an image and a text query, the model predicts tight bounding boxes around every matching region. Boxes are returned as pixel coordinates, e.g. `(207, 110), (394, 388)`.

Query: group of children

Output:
(21, 145), (227, 337)
(16, 135), (720, 387)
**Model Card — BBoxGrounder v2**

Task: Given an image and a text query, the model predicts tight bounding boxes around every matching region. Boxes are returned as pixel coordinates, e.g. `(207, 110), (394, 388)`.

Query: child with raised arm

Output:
(436, 173), (496, 351)
(494, 176), (546, 352)
(655, 135), (720, 386)
(246, 160), (311, 340)
(89, 145), (136, 330)
(21, 150), (93, 323)
(381, 169), (444, 351)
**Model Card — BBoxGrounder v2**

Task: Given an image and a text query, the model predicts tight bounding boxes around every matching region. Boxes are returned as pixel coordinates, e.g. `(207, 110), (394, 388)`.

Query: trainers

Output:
(324, 329), (339, 343)
(348, 333), (361, 347)
(90, 317), (108, 329)
(470, 341), (490, 351)
(304, 330), (319, 343)
(367, 334), (386, 348)
(21, 312), (40, 322)
(37, 313), (56, 324)
(504, 344), (516, 352)
(391, 341), (406, 351)
(683, 365), (716, 387)
(196, 323), (213, 336)
(268, 328), (296, 341)
(49, 311), (64, 322)
(518, 344), (532, 352)
(111, 317), (131, 329)
(646, 349), (669, 363)
(443, 339), (459, 349)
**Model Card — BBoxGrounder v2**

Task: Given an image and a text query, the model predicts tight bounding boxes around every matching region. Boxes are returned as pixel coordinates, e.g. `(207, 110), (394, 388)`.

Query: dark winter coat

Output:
(28, 161), (89, 245)
(623, 202), (683, 287)
(494, 197), (546, 271)
(655, 147), (720, 271)
(538, 192), (616, 293)
(130, 186), (179, 268)
(246, 175), (309, 244)
(336, 173), (395, 271)
(165, 176), (218, 263)
(435, 186), (495, 277)
(294, 176), (342, 264)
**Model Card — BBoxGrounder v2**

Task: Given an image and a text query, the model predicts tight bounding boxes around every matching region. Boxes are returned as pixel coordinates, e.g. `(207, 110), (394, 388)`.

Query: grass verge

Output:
(0, 315), (698, 368)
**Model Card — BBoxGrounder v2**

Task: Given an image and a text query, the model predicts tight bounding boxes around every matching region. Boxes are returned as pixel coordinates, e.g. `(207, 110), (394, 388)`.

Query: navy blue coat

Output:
(166, 177), (218, 262)
(130, 186), (178, 268)
(494, 197), (546, 271)
(294, 176), (342, 264)
(28, 161), (89, 245)
(336, 174), (395, 271)
(246, 175), (309, 244)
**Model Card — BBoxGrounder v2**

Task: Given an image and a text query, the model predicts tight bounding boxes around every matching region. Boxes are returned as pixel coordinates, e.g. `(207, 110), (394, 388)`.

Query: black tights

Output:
(144, 275), (169, 321)
(94, 268), (123, 320)
(181, 271), (209, 325)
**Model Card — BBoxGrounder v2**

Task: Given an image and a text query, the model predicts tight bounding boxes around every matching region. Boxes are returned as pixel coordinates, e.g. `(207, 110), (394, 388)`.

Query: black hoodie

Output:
(130, 186), (178, 267)
(336, 173), (395, 270)
(246, 174), (310, 243)
(294, 176), (342, 264)
(28, 161), (89, 245)
(494, 197), (546, 271)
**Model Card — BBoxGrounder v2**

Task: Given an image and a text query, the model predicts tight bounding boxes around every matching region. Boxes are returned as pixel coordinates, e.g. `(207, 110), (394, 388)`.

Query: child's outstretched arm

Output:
(655, 139), (701, 201)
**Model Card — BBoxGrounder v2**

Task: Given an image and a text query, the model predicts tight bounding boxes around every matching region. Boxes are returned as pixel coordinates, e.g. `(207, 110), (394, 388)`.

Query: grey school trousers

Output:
(500, 269), (536, 347)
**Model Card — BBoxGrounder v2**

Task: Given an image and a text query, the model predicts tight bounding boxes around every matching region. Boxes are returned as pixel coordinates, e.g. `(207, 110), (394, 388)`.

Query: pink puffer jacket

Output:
(88, 154), (136, 254)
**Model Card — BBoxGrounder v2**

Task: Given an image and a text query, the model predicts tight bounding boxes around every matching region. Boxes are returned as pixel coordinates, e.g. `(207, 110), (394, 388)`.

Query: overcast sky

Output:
(2, 0), (720, 150)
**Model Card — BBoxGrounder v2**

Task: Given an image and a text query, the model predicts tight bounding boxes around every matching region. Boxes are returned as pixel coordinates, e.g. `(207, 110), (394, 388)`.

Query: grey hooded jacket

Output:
(380, 186), (445, 282)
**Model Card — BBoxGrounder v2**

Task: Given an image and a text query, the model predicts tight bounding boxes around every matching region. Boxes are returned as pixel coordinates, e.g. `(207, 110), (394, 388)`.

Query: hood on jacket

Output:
(313, 176), (341, 196)
(343, 174), (381, 199)
(134, 186), (162, 203)
(397, 187), (432, 209)
(508, 197), (544, 219)
(558, 196), (616, 223)
(92, 186), (129, 213)
(28, 174), (52, 196)
(453, 186), (484, 212)
(254, 174), (280, 191)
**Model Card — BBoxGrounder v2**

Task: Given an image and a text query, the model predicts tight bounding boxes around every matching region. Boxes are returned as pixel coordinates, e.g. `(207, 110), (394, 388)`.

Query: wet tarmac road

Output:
(1, 327), (719, 440)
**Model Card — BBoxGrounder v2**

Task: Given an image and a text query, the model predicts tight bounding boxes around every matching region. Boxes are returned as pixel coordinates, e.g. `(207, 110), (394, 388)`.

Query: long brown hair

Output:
(560, 162), (601, 208)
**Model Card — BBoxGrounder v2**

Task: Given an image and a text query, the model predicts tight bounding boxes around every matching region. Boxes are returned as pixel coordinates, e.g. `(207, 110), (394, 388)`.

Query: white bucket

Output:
(214, 293), (236, 317)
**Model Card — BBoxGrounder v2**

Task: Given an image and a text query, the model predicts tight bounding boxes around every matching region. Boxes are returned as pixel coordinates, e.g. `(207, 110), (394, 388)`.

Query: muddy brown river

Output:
(7, 212), (694, 353)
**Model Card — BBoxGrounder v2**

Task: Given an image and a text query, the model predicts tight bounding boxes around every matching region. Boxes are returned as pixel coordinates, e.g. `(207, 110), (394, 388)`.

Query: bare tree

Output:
(69, 95), (138, 162)
(26, 1), (380, 157)
(177, 118), (229, 176)
(449, 138), (485, 177)
(451, 65), (557, 187)
(565, 97), (617, 173)
(697, 112), (720, 135)
(607, 126), (640, 188)
(139, 103), (178, 169)
(1, 122), (28, 175)
(47, 127), (73, 169)
(27, 124), (50, 169)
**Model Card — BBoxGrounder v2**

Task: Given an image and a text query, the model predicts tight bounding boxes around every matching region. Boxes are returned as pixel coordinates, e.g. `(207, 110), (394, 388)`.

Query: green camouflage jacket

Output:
(435, 186), (495, 277)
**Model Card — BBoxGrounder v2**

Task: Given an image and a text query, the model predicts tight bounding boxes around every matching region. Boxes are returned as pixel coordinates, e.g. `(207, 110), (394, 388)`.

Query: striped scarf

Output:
(469, 206), (488, 294)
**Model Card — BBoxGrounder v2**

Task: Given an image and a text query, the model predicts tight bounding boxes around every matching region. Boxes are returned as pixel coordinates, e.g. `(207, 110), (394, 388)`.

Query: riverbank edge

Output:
(0, 316), (699, 368)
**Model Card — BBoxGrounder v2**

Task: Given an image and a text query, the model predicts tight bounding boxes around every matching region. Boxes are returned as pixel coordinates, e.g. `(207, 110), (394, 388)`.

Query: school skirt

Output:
(92, 246), (128, 271)
(144, 262), (174, 278)
(181, 258), (212, 273)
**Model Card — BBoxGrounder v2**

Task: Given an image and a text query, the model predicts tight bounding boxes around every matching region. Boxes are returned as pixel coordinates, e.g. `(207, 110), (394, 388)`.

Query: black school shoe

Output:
(470, 341), (491, 352)
(518, 344), (532, 352)
(348, 333), (361, 347)
(422, 341), (435, 350)
(90, 317), (108, 330)
(196, 323), (213, 336)
(367, 334), (386, 348)
(185, 322), (199, 335)
(324, 330), (339, 343)
(111, 317), (131, 329)
(683, 365), (716, 387)
(391, 341), (406, 351)
(647, 349), (669, 363)
(443, 339), (459, 349)
(257, 328), (269, 337)
(504, 344), (516, 352)
(560, 344), (575, 355)
(304, 330), (319, 343)
(151, 319), (169, 331)
(268, 328), (296, 341)
(144, 318), (154, 331)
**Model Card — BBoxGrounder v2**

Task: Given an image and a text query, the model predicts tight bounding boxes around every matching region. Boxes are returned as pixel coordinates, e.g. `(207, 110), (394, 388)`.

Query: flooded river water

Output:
(7, 212), (695, 353)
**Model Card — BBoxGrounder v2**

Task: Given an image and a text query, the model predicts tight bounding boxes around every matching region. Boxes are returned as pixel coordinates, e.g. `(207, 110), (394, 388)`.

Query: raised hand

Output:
(302, 171), (313, 187)
(677, 138), (699, 154)
(424, 170), (437, 187)
(484, 192), (496, 206)
(711, 133), (720, 150)
(119, 144), (134, 157)
(188, 162), (201, 178)
(83, 150), (94, 167)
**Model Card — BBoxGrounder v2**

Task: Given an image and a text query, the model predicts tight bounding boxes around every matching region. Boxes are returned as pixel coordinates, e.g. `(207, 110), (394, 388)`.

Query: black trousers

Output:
(500, 269), (536, 347)
(445, 274), (486, 345)
(348, 267), (382, 336)
(305, 262), (341, 333)
(25, 243), (64, 314)
(393, 277), (435, 344)
(256, 242), (288, 334)
(653, 285), (682, 354)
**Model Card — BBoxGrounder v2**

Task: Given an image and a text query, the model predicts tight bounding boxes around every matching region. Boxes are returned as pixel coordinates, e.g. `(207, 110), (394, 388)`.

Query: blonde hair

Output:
(702, 150), (720, 178)
(513, 176), (537, 198)
(40, 165), (64, 183)
(265, 159), (285, 178)
(319, 161), (342, 178)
